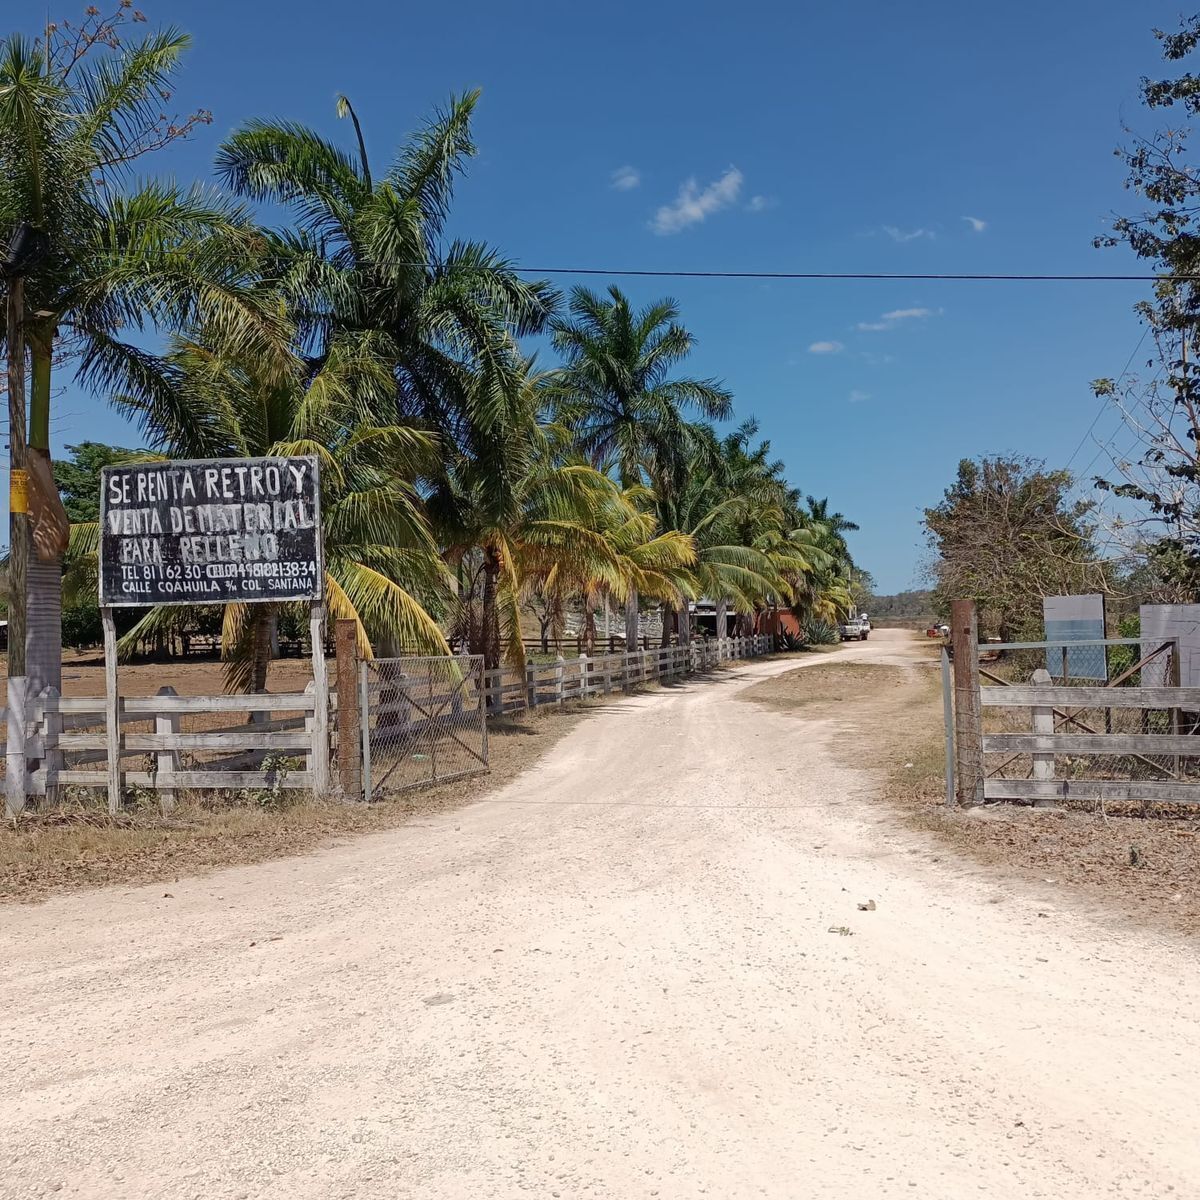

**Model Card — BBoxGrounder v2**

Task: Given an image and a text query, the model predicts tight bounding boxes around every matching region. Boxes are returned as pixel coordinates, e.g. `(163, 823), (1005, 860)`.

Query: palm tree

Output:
(551, 286), (732, 647)
(804, 496), (859, 562)
(431, 363), (631, 671)
(541, 483), (697, 654)
(1, 27), (285, 694)
(655, 468), (784, 646)
(66, 329), (451, 691)
(215, 91), (556, 457)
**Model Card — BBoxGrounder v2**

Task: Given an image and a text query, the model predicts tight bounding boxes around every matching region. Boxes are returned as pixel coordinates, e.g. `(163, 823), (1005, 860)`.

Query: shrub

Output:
(803, 618), (840, 646)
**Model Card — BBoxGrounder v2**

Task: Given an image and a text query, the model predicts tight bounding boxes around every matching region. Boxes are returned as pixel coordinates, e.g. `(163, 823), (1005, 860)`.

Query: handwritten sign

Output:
(99, 456), (323, 607)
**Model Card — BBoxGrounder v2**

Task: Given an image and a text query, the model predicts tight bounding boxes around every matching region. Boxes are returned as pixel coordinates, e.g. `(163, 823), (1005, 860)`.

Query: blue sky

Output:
(27, 0), (1176, 591)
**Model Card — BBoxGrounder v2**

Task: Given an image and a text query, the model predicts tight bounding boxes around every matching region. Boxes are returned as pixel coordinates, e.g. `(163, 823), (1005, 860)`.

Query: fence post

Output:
(155, 685), (179, 813)
(602, 654), (612, 695)
(1030, 667), (1056, 806)
(555, 655), (565, 706)
(308, 601), (331, 795)
(359, 661), (373, 801)
(579, 652), (589, 699)
(334, 618), (362, 800)
(940, 649), (955, 806)
(951, 598), (983, 806)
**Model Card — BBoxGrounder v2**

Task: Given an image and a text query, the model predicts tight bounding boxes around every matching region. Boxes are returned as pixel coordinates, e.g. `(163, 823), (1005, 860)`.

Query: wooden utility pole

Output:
(5, 276), (28, 815)
(950, 598), (983, 806)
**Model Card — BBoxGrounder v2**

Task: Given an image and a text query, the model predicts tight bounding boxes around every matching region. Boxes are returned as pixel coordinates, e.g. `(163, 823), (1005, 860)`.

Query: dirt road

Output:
(3, 630), (1197, 1198)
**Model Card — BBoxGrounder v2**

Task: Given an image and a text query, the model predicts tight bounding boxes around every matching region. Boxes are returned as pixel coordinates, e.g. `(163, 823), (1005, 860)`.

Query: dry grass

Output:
(0, 705), (589, 904)
(748, 658), (1200, 938)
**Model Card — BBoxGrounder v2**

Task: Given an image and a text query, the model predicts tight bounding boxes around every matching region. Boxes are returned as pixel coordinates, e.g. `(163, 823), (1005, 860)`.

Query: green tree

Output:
(105, 331), (450, 691)
(550, 286), (732, 646)
(923, 455), (1107, 640)
(432, 364), (636, 670)
(53, 441), (136, 522)
(1092, 14), (1200, 595)
(1, 10), (284, 692)
(215, 90), (556, 459)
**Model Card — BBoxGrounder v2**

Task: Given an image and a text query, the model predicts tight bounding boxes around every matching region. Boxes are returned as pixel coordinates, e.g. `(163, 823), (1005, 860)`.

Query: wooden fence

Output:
(948, 597), (1200, 809)
(8, 633), (773, 814)
(482, 635), (774, 716)
(17, 682), (331, 813)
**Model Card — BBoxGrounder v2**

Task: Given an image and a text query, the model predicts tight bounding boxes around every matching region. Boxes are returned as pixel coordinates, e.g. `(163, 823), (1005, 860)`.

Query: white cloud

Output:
(883, 225), (935, 243)
(881, 307), (933, 321)
(611, 165), (641, 191)
(858, 307), (938, 332)
(849, 389), (871, 404)
(747, 194), (776, 213)
(652, 167), (743, 235)
(808, 340), (844, 354)
(962, 215), (987, 233)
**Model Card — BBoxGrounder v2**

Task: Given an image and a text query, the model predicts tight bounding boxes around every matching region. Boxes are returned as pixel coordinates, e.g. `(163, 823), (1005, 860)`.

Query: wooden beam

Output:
(982, 685), (1200, 709)
(984, 733), (1200, 755)
(102, 607), (121, 815)
(984, 778), (1200, 804)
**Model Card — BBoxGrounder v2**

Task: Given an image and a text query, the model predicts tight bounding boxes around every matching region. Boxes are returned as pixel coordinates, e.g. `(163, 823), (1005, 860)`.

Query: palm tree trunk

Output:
(583, 598), (596, 655)
(251, 605), (276, 694)
(481, 544), (502, 671)
(625, 588), (639, 651)
(25, 335), (62, 698)
(715, 597), (728, 642)
(660, 605), (672, 648)
(677, 602), (691, 647)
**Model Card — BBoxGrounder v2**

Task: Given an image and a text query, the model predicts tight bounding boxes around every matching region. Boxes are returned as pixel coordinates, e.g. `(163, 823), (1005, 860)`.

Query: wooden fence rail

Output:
(980, 666), (1200, 807)
(482, 636), (773, 716)
(20, 682), (334, 809)
(11, 634), (773, 809)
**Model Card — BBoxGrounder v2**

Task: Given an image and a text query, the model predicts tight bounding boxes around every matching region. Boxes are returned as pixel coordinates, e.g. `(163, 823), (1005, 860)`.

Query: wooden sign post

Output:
(98, 455), (328, 811)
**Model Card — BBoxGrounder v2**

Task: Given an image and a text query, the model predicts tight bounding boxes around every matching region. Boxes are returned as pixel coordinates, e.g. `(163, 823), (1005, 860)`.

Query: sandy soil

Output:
(2, 630), (1198, 1199)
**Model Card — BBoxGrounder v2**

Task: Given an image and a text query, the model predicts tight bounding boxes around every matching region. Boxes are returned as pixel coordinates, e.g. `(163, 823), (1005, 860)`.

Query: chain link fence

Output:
(361, 655), (487, 796)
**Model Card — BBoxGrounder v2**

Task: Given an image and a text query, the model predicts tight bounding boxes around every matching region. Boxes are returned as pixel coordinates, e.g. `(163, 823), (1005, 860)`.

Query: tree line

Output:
(1, 7), (860, 691)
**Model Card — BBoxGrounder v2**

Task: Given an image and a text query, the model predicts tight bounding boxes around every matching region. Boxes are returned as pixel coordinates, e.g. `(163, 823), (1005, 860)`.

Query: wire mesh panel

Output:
(361, 655), (487, 796)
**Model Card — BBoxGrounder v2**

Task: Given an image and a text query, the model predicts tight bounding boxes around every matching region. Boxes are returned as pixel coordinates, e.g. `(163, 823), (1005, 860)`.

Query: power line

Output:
(369, 263), (1200, 282)
(1064, 325), (1152, 476)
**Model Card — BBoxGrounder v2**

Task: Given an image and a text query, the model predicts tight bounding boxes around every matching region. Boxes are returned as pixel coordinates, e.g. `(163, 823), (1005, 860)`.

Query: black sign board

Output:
(99, 456), (323, 607)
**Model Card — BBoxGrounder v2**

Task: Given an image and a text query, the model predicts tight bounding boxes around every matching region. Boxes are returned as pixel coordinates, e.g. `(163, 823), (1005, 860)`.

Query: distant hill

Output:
(864, 590), (936, 621)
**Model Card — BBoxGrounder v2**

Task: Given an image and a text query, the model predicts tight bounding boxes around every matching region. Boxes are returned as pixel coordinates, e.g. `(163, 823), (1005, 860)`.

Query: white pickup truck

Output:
(839, 616), (869, 641)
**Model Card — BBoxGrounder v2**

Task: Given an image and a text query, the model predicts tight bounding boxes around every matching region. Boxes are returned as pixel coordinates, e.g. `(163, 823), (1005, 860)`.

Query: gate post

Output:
(951, 598), (983, 806)
(335, 618), (362, 799)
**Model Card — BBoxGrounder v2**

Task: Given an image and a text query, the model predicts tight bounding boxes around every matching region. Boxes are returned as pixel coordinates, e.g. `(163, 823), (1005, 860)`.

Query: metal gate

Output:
(360, 655), (488, 796)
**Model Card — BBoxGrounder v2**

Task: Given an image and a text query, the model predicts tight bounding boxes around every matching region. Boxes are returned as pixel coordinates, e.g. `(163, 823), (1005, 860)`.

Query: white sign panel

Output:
(1043, 594), (1107, 681)
(1140, 604), (1200, 687)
